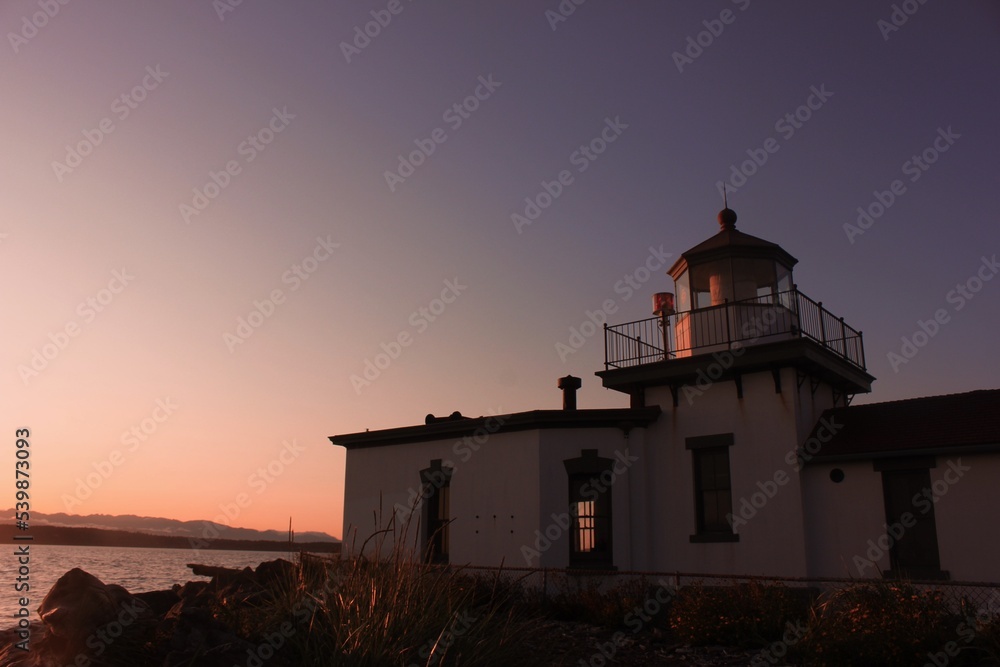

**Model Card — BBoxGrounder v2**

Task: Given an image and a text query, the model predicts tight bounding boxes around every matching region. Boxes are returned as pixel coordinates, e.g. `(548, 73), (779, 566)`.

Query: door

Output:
(881, 469), (942, 577)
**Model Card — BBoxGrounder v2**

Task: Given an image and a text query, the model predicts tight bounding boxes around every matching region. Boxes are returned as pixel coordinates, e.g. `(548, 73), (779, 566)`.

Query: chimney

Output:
(558, 375), (582, 410)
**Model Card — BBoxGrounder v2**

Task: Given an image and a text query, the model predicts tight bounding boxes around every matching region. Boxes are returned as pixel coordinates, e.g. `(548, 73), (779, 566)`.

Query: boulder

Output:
(35, 568), (150, 662)
(38, 568), (148, 640)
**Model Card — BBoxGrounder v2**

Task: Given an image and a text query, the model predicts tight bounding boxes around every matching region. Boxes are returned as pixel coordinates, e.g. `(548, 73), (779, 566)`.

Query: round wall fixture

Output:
(830, 468), (845, 483)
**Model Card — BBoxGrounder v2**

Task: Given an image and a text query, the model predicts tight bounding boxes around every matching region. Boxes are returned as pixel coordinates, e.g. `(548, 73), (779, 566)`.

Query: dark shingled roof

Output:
(330, 407), (661, 450)
(667, 226), (799, 278)
(805, 389), (1000, 461)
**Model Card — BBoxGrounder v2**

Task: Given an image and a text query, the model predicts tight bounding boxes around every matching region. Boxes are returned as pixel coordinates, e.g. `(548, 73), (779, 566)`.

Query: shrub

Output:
(669, 580), (813, 647)
(797, 581), (960, 666)
(545, 576), (667, 630)
(238, 511), (550, 666)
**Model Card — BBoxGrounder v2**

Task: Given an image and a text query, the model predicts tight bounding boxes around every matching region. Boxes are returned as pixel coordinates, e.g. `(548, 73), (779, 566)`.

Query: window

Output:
(420, 460), (452, 564)
(687, 434), (738, 542)
(564, 450), (615, 569)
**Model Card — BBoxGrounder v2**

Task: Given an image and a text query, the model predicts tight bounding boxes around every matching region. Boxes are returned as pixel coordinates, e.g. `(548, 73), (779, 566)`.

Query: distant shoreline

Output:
(0, 524), (340, 553)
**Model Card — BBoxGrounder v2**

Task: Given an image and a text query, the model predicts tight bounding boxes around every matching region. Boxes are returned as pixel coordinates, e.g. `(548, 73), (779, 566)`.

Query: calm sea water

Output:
(0, 544), (292, 623)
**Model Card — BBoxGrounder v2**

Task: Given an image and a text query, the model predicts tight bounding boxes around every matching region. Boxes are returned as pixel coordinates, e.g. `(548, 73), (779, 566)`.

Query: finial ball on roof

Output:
(718, 207), (737, 231)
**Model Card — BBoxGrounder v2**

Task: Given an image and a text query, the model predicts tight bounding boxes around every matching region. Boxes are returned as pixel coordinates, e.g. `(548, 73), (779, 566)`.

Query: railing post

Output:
(839, 317), (847, 358)
(859, 331), (866, 370)
(659, 314), (669, 361)
(724, 298), (731, 349)
(603, 323), (609, 370)
(818, 301), (827, 344)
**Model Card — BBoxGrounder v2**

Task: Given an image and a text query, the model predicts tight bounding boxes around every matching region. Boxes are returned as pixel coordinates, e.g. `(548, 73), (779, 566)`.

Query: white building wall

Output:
(642, 367), (812, 577)
(454, 430), (542, 566)
(931, 453), (1000, 581)
(801, 461), (887, 578)
(341, 430), (541, 566)
(535, 427), (641, 570)
(803, 454), (1000, 581)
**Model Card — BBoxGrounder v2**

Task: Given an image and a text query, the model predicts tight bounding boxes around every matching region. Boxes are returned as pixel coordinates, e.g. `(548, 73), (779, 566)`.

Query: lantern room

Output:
(601, 206), (870, 399)
(667, 207), (800, 357)
(669, 208), (796, 312)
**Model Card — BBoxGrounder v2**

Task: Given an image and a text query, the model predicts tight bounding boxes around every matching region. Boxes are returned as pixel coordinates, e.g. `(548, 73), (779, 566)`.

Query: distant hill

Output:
(0, 524), (339, 553)
(2, 509), (339, 545)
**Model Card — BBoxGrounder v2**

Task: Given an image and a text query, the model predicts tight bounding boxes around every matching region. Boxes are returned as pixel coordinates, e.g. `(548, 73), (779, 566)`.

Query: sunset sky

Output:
(3, 2), (998, 540)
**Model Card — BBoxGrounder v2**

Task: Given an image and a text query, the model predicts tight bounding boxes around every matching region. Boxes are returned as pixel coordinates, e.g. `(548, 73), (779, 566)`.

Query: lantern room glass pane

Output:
(777, 264), (792, 293)
(732, 258), (778, 301)
(675, 269), (691, 312)
(690, 259), (733, 308)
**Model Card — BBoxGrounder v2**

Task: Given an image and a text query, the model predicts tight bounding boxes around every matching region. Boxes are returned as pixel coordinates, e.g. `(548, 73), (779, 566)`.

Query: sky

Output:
(3, 1), (999, 540)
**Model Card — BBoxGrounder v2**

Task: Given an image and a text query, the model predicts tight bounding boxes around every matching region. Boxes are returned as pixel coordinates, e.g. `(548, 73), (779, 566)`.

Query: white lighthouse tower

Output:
(597, 207), (874, 575)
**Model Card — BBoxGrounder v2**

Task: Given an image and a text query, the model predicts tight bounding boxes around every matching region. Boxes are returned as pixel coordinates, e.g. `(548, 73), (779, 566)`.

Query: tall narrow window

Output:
(687, 434), (738, 542)
(564, 450), (615, 569)
(420, 460), (452, 564)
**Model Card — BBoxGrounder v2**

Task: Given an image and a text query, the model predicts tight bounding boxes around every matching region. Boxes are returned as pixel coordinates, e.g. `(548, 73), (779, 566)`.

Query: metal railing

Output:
(604, 288), (866, 371)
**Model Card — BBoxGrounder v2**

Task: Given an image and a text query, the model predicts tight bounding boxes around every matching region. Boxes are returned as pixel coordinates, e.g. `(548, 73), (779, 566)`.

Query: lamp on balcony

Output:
(652, 292), (674, 317)
(652, 292), (675, 361)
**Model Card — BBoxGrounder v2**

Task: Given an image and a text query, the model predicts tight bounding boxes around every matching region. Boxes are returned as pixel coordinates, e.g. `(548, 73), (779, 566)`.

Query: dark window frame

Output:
(687, 434), (739, 543)
(564, 450), (616, 570)
(420, 459), (453, 564)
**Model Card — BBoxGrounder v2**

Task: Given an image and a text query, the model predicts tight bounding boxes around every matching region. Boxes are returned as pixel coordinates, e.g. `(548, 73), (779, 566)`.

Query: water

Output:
(0, 544), (293, 623)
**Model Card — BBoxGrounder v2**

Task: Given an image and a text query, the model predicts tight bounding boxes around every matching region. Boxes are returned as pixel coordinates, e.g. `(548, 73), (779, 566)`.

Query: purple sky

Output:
(3, 1), (999, 537)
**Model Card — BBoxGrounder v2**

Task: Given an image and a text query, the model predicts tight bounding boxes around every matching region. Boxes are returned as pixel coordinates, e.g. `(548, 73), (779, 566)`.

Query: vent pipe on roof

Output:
(558, 375), (582, 410)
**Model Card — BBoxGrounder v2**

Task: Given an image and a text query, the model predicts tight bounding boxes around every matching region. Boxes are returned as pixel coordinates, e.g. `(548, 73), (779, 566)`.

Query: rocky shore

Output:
(0, 560), (304, 667)
(0, 559), (765, 667)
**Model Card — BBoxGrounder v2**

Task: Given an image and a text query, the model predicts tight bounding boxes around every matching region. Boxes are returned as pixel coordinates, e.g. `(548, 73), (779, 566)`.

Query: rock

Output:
(187, 563), (253, 583)
(2, 560), (303, 666)
(36, 568), (150, 661)
(135, 588), (181, 617)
